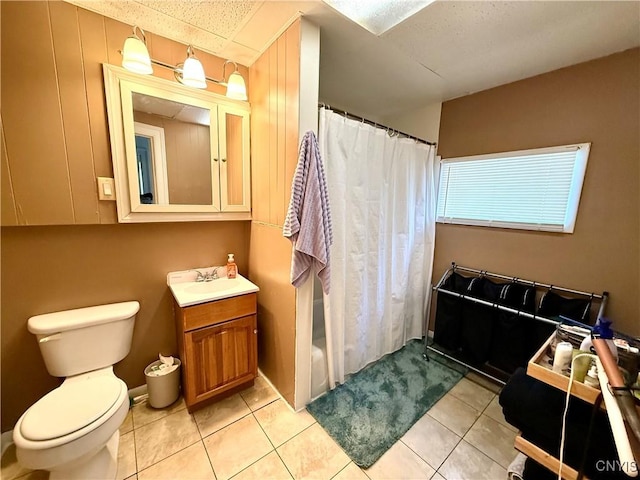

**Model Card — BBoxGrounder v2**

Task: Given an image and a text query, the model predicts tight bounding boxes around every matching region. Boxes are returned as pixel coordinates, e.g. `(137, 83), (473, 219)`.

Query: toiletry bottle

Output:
(227, 253), (237, 279)
(584, 365), (601, 389)
(552, 341), (573, 375)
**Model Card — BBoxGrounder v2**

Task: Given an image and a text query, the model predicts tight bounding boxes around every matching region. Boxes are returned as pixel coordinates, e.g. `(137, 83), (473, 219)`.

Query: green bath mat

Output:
(306, 339), (465, 468)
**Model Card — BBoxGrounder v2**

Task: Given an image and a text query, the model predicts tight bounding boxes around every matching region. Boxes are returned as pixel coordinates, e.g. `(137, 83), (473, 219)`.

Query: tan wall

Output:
(435, 48), (640, 336)
(0, 1), (249, 226)
(133, 111), (212, 205)
(247, 20), (301, 406)
(381, 101), (442, 145)
(1, 222), (250, 432)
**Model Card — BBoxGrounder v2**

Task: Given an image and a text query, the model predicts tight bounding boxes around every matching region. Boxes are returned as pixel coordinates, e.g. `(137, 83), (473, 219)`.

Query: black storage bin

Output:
(459, 277), (503, 366)
(488, 283), (536, 374)
(528, 291), (593, 357)
(433, 272), (478, 352)
(430, 264), (606, 389)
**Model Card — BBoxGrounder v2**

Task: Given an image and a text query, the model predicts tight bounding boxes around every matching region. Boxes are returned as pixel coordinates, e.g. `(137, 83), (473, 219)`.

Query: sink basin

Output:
(184, 279), (237, 295)
(168, 272), (259, 307)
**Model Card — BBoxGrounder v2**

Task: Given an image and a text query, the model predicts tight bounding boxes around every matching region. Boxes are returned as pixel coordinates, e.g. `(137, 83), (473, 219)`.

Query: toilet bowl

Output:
(13, 301), (139, 480)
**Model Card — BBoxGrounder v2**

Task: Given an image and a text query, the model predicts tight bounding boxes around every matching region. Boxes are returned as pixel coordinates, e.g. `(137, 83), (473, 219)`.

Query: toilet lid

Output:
(20, 376), (123, 441)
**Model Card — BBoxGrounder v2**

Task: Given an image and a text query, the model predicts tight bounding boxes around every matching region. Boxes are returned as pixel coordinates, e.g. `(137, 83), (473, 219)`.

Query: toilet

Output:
(13, 301), (139, 480)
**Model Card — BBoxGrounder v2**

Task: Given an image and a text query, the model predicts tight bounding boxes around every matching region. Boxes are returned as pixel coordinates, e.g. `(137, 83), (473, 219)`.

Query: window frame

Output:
(436, 143), (591, 233)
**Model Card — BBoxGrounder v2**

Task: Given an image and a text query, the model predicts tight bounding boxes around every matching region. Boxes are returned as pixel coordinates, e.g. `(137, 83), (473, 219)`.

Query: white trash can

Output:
(144, 358), (181, 408)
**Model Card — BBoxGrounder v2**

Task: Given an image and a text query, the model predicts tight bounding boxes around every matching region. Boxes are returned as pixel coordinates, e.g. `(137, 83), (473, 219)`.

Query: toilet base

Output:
(50, 431), (119, 480)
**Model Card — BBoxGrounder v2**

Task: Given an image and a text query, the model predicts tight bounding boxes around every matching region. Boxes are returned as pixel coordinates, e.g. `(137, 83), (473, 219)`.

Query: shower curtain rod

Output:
(318, 103), (437, 146)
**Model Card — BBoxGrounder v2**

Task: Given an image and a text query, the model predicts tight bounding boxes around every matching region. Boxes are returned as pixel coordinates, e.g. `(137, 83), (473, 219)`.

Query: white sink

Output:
(183, 279), (237, 295)
(167, 269), (259, 307)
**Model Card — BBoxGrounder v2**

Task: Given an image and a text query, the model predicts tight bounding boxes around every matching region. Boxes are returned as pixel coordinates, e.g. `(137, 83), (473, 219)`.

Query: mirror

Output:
(103, 64), (251, 223)
(132, 93), (212, 206)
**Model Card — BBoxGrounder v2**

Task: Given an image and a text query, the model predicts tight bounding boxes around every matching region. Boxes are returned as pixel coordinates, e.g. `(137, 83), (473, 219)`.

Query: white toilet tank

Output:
(28, 301), (139, 378)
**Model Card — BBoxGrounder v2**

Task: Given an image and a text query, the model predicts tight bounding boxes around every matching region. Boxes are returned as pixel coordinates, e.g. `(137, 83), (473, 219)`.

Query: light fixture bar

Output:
(148, 58), (227, 86)
(119, 26), (247, 100)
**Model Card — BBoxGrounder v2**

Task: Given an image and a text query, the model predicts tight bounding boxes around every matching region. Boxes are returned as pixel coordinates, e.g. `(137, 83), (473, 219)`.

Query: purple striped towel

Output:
(283, 131), (333, 293)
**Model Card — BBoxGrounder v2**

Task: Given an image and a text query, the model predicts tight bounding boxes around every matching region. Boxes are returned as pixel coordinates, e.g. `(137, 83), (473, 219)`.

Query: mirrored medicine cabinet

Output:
(103, 64), (251, 222)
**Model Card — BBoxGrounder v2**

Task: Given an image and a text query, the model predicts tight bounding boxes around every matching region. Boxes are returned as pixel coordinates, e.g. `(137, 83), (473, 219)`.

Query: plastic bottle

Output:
(552, 341), (573, 375)
(226, 253), (237, 279)
(584, 365), (600, 389)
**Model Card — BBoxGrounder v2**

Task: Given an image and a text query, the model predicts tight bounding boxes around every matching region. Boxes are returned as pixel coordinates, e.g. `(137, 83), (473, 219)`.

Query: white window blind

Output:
(436, 143), (590, 233)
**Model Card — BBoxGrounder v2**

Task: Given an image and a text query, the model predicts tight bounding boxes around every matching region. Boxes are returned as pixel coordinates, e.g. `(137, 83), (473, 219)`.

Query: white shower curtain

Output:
(318, 107), (437, 388)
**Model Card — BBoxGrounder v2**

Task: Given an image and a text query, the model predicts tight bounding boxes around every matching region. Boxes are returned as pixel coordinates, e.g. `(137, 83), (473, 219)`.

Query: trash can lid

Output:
(20, 376), (124, 441)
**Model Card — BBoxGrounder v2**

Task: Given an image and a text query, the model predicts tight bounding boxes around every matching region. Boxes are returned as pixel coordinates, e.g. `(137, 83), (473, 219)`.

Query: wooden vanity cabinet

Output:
(174, 293), (257, 411)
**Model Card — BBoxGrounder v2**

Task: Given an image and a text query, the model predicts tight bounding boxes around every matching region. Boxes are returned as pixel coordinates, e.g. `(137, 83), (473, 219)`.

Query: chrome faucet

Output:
(194, 268), (220, 282)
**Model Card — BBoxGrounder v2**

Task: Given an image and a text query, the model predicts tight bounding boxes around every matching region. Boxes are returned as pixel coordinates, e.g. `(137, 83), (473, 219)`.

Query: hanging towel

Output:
(283, 131), (333, 293)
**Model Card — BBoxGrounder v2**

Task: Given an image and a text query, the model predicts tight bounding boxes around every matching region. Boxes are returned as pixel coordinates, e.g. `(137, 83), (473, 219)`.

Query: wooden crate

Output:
(527, 332), (601, 405)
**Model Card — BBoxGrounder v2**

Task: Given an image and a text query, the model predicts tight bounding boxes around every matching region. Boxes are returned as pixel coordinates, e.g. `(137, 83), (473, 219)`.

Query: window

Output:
(436, 143), (590, 233)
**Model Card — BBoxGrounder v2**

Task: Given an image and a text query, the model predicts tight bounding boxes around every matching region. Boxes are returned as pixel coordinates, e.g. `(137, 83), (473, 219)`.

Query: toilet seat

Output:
(20, 376), (123, 442)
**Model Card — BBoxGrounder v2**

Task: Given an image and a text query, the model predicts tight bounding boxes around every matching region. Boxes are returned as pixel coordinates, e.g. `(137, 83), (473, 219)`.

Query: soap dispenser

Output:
(226, 253), (237, 279)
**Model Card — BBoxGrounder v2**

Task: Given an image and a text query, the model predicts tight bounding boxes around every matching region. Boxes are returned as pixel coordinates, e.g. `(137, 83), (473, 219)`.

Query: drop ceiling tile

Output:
(135, 0), (261, 39)
(219, 41), (261, 67)
(234, 1), (311, 51)
(68, 0), (231, 57)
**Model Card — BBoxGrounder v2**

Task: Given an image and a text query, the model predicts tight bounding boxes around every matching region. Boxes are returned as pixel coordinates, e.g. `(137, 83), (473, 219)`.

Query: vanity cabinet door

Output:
(217, 106), (250, 213)
(184, 314), (257, 407)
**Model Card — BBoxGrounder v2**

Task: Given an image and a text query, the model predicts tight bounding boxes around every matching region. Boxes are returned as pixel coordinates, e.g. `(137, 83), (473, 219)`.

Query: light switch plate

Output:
(97, 177), (116, 201)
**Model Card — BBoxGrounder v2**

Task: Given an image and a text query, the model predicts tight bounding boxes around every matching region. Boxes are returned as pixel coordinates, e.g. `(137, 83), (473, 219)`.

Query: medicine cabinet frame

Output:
(103, 64), (251, 223)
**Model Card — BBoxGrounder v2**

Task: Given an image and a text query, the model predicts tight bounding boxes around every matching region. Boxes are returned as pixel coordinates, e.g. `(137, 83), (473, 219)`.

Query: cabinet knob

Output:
(253, 329), (257, 334)
(221, 158), (227, 163)
(213, 158), (218, 162)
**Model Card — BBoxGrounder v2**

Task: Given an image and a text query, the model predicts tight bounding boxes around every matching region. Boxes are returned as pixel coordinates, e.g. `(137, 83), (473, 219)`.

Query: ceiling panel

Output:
(234, 1), (311, 52)
(135, 0), (260, 39)
(384, 1), (640, 98)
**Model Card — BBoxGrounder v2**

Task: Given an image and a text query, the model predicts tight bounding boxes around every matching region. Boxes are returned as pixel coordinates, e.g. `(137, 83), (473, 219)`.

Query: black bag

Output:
(488, 283), (536, 374)
(528, 290), (593, 356)
(460, 277), (503, 366)
(433, 272), (478, 351)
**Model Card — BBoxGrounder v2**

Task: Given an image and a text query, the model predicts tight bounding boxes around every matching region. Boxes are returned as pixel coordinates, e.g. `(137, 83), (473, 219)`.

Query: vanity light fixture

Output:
(175, 46), (207, 89)
(120, 26), (248, 100)
(121, 26), (153, 74)
(223, 60), (248, 101)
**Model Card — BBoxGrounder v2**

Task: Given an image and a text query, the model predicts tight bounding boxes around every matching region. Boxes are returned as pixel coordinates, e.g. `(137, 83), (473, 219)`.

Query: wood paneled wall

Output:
(248, 19), (302, 406)
(435, 48), (640, 336)
(0, 1), (248, 226)
(250, 21), (301, 226)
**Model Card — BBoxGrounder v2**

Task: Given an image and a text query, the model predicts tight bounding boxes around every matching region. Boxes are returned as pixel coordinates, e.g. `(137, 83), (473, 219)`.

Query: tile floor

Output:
(2, 372), (519, 480)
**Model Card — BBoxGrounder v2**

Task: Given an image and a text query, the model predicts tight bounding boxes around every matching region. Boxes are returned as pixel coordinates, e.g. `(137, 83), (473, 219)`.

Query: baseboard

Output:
(128, 384), (148, 404)
(257, 369), (293, 411)
(1, 430), (14, 457)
